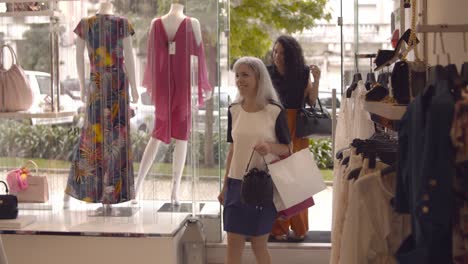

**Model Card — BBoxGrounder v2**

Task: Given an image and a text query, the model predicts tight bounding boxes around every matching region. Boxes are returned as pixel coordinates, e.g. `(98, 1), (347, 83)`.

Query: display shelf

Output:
(370, 113), (400, 131)
(0, 0), (78, 2)
(364, 101), (407, 131)
(363, 101), (407, 120)
(0, 110), (75, 119)
(0, 10), (59, 17)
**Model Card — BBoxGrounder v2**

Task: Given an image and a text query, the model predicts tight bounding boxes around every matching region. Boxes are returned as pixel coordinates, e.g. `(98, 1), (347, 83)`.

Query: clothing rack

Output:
(417, 23), (468, 67)
(355, 53), (376, 73)
(417, 23), (468, 33)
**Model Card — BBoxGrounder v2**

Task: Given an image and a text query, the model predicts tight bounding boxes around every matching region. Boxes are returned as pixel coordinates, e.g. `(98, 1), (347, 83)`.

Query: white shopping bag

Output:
(269, 148), (326, 209)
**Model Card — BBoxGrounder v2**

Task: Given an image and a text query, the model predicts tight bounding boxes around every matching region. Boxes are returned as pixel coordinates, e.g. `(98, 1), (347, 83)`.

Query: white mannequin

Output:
(132, 3), (203, 205)
(64, 1), (139, 208)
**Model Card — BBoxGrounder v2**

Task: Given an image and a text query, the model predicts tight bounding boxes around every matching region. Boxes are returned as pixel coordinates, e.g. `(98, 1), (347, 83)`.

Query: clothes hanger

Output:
(365, 73), (377, 91)
(346, 73), (362, 98)
(428, 65), (447, 85)
(461, 62), (468, 85)
(380, 163), (397, 176)
(365, 57), (377, 91)
(446, 64), (464, 100)
(341, 156), (351, 166)
(347, 167), (362, 180)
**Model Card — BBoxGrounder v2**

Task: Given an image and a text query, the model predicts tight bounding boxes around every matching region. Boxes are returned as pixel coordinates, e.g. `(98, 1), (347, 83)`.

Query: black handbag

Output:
(0, 181), (18, 219)
(295, 97), (332, 138)
(240, 150), (274, 207)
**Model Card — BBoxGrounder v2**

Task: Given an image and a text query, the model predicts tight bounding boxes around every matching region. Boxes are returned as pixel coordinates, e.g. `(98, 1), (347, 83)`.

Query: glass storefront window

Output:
(0, 0), (226, 239)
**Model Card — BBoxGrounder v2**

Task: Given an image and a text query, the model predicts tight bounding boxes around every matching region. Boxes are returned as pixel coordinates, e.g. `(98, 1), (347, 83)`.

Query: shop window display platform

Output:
(0, 186), (332, 263)
(0, 197), (220, 264)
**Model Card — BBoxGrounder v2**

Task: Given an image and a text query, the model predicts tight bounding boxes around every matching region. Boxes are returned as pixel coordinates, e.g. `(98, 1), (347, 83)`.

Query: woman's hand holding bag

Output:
(241, 149), (274, 208)
(295, 97), (332, 137)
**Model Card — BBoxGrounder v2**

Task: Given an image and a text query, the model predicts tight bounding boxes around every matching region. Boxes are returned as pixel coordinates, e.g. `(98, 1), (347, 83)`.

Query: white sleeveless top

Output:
(227, 103), (290, 180)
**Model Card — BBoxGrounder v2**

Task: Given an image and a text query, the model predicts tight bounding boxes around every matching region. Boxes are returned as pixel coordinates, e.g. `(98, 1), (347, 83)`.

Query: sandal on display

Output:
(374, 29), (419, 69)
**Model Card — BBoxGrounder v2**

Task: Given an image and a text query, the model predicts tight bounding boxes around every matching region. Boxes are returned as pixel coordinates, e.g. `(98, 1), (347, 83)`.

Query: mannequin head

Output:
(97, 1), (113, 15)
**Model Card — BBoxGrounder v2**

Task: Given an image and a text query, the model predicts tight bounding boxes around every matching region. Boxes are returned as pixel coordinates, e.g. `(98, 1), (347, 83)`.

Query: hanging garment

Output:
(340, 170), (411, 264)
(143, 17), (212, 144)
(66, 15), (135, 203)
(396, 80), (456, 264)
(451, 99), (468, 163)
(334, 81), (375, 153)
(329, 151), (362, 264)
(334, 93), (352, 152)
(351, 80), (375, 140)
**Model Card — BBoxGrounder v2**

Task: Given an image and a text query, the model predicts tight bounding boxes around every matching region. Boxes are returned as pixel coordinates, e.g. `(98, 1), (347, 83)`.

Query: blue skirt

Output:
(223, 178), (277, 237)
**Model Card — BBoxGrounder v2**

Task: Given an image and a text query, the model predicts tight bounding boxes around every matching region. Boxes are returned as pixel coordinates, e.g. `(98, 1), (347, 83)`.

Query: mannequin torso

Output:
(75, 2), (138, 104)
(159, 3), (202, 45)
(134, 2), (211, 205)
(65, 2), (138, 208)
(160, 3), (185, 41)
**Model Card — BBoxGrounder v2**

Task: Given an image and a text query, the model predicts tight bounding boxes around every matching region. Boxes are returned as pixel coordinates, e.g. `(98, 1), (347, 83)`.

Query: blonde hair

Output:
(233, 56), (280, 107)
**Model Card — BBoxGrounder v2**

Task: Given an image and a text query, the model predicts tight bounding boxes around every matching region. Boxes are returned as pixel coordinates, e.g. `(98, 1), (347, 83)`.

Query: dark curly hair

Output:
(272, 35), (306, 80)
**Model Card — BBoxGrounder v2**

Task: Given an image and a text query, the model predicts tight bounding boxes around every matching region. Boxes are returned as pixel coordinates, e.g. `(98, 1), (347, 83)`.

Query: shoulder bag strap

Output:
(245, 149), (269, 173)
(302, 96), (325, 114)
(0, 181), (9, 194)
(4, 44), (18, 66)
(0, 44), (19, 72)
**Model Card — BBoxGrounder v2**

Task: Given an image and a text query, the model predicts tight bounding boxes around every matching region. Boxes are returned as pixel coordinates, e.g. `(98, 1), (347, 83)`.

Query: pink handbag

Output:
(6, 165), (31, 193)
(16, 175), (49, 203)
(0, 44), (34, 112)
(7, 160), (49, 203)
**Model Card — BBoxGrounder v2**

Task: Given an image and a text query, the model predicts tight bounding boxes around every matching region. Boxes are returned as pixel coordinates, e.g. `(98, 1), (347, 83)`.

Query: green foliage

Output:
(230, 0), (331, 63)
(0, 120), (79, 160)
(308, 138), (333, 169)
(19, 24), (51, 72)
(0, 121), (225, 166)
(130, 130), (151, 161)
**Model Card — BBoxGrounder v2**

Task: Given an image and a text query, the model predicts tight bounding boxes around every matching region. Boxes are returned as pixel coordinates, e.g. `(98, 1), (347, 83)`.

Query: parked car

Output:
(25, 71), (83, 125)
(318, 91), (341, 114)
(130, 86), (238, 134)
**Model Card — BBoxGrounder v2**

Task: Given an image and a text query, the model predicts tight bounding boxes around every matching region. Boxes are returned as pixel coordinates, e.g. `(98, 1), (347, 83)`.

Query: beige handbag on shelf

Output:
(15, 160), (49, 203)
(0, 44), (34, 112)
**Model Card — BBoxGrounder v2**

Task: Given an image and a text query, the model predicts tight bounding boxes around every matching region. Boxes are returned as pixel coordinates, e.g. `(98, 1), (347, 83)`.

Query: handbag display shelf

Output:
(0, 0), (63, 116)
(363, 101), (407, 131)
(0, 2), (77, 124)
(0, 1), (59, 18)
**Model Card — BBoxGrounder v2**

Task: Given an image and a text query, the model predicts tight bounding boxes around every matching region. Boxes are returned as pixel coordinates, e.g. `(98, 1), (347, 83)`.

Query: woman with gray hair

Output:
(218, 56), (291, 264)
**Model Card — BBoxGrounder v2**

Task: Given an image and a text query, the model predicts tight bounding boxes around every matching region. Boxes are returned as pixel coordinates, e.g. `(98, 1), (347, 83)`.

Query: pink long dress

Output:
(142, 17), (212, 144)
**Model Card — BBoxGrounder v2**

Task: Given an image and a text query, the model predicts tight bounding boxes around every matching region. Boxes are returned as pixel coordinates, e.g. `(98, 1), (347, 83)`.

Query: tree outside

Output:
(230, 0), (331, 64)
(18, 24), (52, 72)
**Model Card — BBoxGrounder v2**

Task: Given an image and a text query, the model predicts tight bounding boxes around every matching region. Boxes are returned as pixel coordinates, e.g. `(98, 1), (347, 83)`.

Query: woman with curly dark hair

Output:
(267, 35), (321, 242)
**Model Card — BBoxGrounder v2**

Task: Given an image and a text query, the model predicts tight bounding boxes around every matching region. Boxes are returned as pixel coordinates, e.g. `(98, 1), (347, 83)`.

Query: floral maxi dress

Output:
(66, 15), (135, 204)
